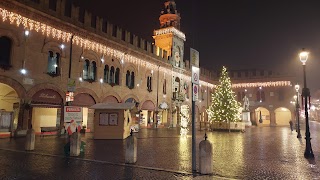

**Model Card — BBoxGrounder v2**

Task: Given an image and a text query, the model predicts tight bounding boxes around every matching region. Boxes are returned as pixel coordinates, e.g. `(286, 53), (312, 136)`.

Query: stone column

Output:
(70, 132), (81, 156)
(25, 128), (35, 151)
(125, 133), (137, 164)
(199, 138), (213, 174)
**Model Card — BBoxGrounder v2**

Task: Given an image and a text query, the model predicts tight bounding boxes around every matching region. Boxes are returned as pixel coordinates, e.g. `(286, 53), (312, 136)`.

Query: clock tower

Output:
(153, 0), (186, 68)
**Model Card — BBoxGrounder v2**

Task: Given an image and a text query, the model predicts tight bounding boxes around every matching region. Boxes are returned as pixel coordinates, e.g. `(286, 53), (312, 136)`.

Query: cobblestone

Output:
(0, 122), (320, 179)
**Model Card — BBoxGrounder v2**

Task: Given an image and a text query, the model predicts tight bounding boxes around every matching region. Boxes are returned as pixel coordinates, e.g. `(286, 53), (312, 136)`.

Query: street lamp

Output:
(299, 49), (314, 158)
(294, 84), (302, 138)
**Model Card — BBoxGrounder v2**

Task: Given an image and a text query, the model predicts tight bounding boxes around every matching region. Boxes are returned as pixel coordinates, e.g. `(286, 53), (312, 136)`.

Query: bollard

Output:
(25, 128), (35, 151)
(70, 131), (81, 156)
(125, 130), (137, 164)
(199, 133), (213, 174)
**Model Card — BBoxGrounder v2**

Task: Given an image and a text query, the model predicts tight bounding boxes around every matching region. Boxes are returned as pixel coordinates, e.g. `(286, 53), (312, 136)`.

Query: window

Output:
(83, 60), (90, 80)
(109, 66), (115, 83)
(0, 36), (12, 69)
(237, 72), (241, 77)
(260, 70), (264, 76)
(126, 70), (135, 89)
(49, 0), (57, 11)
(90, 61), (97, 81)
(115, 68), (120, 85)
(147, 76), (152, 92)
(64, 0), (72, 17)
(163, 79), (167, 94)
(104, 65), (109, 83)
(256, 88), (265, 102)
(47, 51), (60, 76)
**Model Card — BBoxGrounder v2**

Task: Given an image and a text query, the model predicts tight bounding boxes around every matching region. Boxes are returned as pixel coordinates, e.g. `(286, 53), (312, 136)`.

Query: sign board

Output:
(64, 106), (83, 122)
(190, 48), (199, 67)
(23, 78), (34, 85)
(67, 78), (76, 92)
(192, 84), (198, 101)
(192, 66), (200, 85)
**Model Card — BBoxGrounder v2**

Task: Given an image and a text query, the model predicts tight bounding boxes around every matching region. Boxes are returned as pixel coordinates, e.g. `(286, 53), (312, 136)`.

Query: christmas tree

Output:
(207, 66), (241, 122)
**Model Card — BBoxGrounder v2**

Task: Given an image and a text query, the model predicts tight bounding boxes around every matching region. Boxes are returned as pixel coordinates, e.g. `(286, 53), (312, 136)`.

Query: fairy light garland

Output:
(0, 7), (292, 91)
(232, 81), (292, 88)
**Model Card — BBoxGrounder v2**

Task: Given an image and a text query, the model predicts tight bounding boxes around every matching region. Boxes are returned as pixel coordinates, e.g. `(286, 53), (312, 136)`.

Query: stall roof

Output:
(89, 103), (135, 110)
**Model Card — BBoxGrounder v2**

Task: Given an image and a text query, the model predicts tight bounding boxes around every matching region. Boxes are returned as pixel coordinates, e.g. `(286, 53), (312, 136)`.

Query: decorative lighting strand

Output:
(0, 7), (218, 87)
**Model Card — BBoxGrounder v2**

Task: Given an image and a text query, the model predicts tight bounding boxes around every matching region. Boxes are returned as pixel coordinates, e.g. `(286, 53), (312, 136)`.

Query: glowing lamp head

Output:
(299, 49), (309, 65)
(293, 95), (297, 100)
(20, 69), (27, 74)
(24, 30), (29, 36)
(295, 84), (300, 92)
(60, 44), (65, 49)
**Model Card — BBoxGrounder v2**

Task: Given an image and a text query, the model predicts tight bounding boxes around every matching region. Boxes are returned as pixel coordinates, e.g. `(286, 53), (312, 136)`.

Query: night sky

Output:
(74, 0), (320, 94)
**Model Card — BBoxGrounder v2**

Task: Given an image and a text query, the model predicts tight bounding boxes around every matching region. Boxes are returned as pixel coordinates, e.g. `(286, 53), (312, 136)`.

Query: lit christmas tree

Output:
(207, 66), (241, 123)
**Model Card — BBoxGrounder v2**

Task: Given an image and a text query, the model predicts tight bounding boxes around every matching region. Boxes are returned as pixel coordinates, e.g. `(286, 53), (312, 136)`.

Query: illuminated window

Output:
(47, 51), (60, 76)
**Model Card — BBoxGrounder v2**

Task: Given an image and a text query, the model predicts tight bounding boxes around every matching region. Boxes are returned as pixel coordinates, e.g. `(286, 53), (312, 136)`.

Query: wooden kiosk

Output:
(89, 103), (135, 139)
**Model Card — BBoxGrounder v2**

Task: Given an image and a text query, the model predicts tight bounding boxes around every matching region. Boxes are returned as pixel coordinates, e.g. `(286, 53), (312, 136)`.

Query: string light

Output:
(0, 7), (292, 90)
(232, 81), (292, 88)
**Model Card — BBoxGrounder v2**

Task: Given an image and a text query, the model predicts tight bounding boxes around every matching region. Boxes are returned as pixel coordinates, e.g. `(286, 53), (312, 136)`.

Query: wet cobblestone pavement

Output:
(1, 121), (320, 179)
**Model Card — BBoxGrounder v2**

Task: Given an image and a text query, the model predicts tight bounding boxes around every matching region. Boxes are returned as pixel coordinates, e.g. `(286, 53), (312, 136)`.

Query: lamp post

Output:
(294, 85), (302, 138)
(299, 49), (314, 158)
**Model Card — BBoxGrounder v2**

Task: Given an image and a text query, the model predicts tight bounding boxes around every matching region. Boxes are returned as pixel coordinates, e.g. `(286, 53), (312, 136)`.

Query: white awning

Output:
(89, 102), (135, 110)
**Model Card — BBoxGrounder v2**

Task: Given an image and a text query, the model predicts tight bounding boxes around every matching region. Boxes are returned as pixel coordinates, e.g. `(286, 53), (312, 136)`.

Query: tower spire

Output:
(159, 0), (181, 29)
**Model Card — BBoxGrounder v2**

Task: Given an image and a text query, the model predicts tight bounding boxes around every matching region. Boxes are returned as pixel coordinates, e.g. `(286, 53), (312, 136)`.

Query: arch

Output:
(141, 100), (155, 111)
(122, 94), (140, 104)
(31, 89), (63, 104)
(41, 40), (66, 57)
(27, 83), (65, 103)
(81, 49), (99, 62)
(123, 64), (137, 74)
(274, 107), (292, 126)
(0, 75), (26, 99)
(102, 95), (119, 103)
(72, 93), (96, 107)
(0, 28), (21, 46)
(255, 107), (270, 125)
(101, 92), (121, 103)
(74, 87), (99, 104)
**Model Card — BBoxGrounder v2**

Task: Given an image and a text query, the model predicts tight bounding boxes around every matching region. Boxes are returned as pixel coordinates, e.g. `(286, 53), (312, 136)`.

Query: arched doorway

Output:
(140, 100), (155, 128)
(274, 107), (292, 126)
(72, 93), (96, 132)
(255, 107), (270, 125)
(159, 102), (169, 127)
(30, 89), (63, 133)
(103, 95), (119, 103)
(0, 83), (20, 135)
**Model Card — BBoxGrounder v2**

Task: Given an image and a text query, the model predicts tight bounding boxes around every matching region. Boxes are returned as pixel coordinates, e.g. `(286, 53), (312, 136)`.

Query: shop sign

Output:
(64, 106), (83, 122)
(32, 89), (62, 104)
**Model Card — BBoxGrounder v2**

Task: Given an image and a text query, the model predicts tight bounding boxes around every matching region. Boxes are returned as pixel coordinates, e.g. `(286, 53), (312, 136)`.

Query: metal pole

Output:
(302, 64), (314, 158)
(191, 82), (196, 172)
(296, 90), (301, 138)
